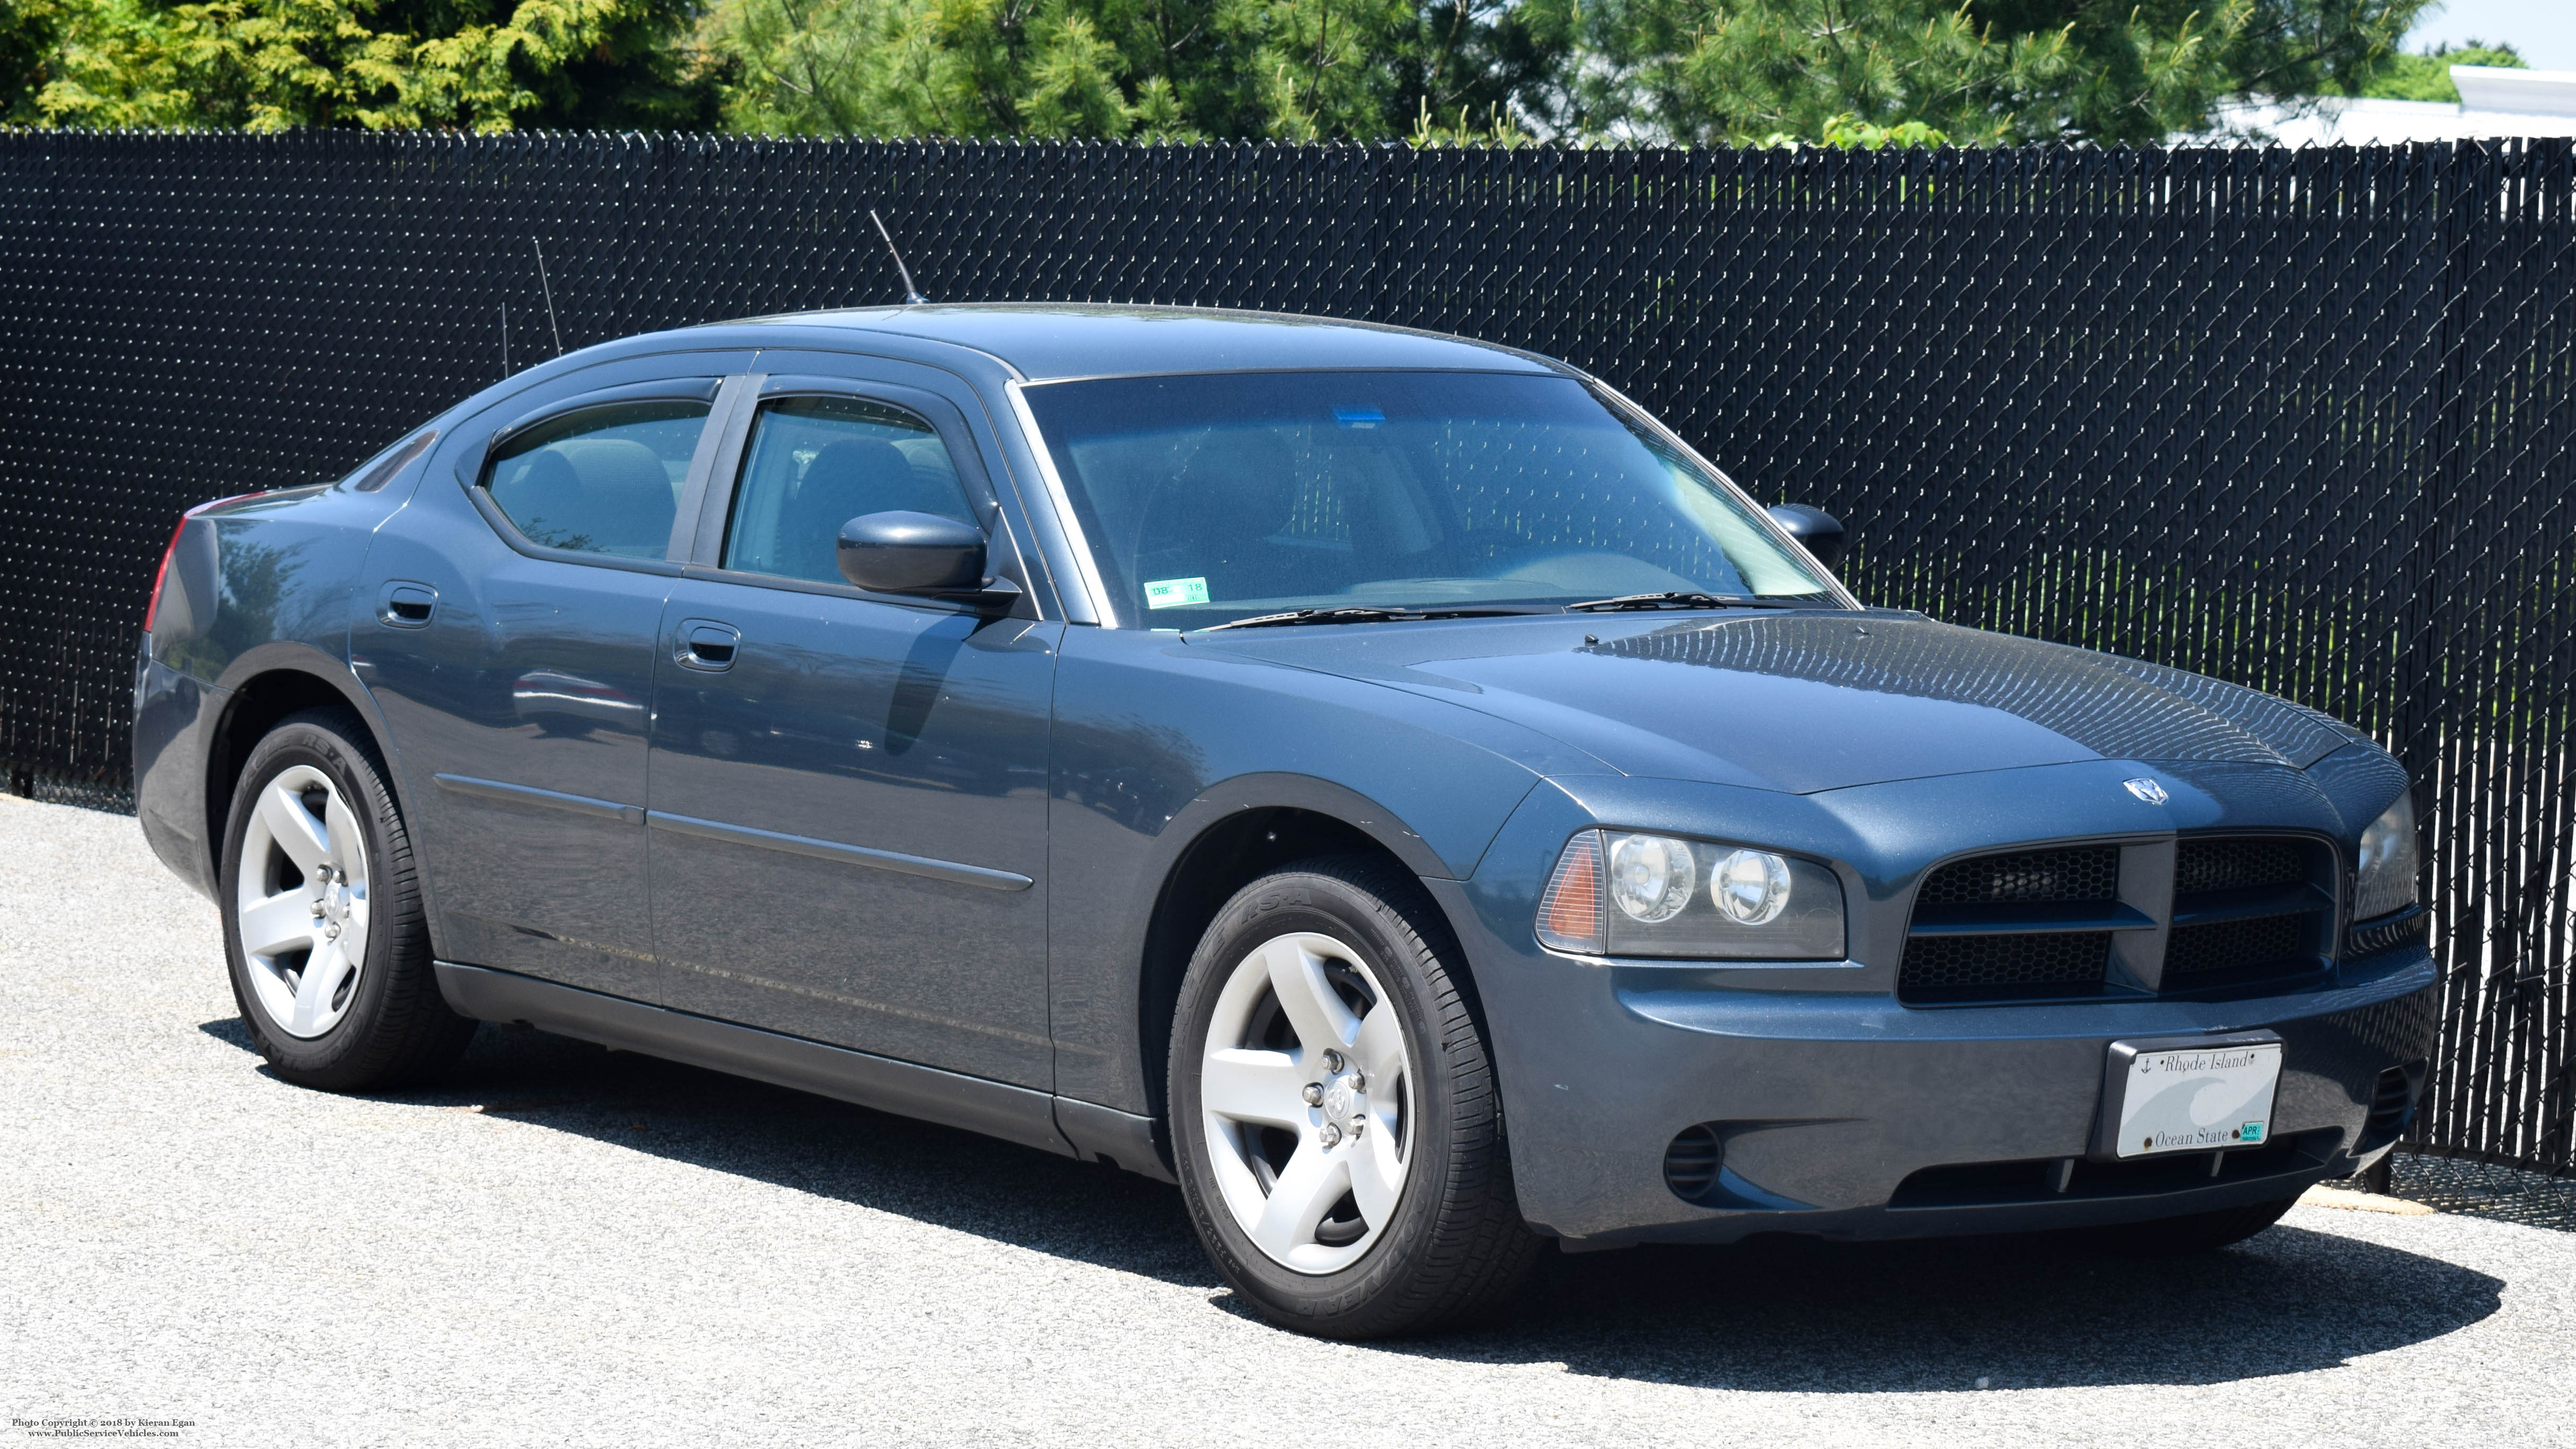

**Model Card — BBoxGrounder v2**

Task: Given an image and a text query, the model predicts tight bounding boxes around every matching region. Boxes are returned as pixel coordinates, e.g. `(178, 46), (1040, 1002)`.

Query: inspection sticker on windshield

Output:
(2111, 1040), (2281, 1158)
(1144, 577), (1211, 609)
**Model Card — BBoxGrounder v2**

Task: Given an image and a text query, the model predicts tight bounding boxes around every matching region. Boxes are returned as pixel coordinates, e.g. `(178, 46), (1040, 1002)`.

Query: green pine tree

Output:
(1567, 0), (2434, 147)
(11, 0), (713, 128)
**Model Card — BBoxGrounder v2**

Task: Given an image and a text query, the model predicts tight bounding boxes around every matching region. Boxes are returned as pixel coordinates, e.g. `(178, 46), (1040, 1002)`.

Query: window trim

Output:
(459, 377), (727, 573)
(682, 376), (1042, 620)
(473, 377), (725, 473)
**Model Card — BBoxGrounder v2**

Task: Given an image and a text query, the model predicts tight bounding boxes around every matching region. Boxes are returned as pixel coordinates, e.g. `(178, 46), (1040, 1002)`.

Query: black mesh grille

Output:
(1898, 932), (2111, 1001)
(1916, 848), (2120, 907)
(2175, 838), (2307, 895)
(2162, 911), (2319, 987)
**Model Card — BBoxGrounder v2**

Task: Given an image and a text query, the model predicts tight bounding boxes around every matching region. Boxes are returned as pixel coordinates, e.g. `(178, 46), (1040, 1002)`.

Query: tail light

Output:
(143, 517), (188, 634)
(146, 492), (270, 636)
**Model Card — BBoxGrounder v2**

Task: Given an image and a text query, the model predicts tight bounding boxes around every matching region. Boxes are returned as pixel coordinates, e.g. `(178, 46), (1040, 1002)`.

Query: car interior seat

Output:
(552, 439), (679, 557)
(488, 443), (673, 557)
(1128, 429), (1309, 603)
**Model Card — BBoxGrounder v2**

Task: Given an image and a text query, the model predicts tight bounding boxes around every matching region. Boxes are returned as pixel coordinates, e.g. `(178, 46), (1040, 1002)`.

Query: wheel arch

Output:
(1132, 775), (1487, 1127)
(206, 650), (407, 875)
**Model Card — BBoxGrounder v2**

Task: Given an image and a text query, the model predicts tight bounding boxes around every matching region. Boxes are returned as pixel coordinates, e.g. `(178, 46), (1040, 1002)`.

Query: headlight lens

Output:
(2354, 794), (2419, 921)
(1536, 829), (1844, 959)
(1609, 833), (1696, 922)
(1713, 849), (1792, 924)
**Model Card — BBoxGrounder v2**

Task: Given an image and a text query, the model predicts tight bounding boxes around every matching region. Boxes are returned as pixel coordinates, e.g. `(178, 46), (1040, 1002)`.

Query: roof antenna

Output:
(870, 210), (929, 305)
(533, 239), (563, 356)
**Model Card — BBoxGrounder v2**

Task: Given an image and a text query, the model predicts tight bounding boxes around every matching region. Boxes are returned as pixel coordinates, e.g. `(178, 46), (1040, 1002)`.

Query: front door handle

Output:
(678, 620), (741, 671)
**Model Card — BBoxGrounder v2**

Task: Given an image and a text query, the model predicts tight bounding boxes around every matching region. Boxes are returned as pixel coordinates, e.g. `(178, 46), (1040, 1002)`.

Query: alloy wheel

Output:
(234, 764), (372, 1039)
(1198, 932), (1414, 1275)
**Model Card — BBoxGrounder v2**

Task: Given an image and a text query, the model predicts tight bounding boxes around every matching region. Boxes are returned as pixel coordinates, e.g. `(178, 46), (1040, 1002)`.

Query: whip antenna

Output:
(533, 239), (563, 355)
(870, 210), (929, 305)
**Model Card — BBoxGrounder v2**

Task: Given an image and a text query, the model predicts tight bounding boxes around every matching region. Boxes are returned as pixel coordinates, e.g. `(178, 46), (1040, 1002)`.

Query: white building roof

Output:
(2208, 66), (2576, 145)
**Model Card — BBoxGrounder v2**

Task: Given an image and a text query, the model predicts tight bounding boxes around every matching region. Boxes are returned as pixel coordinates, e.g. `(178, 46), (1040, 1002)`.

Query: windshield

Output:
(1021, 370), (1838, 627)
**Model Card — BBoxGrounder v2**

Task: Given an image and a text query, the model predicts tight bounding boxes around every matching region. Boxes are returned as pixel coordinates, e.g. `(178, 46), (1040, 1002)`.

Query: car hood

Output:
(1190, 612), (2366, 794)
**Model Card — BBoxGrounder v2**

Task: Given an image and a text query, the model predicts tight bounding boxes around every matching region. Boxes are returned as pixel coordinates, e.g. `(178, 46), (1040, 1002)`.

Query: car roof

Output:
(731, 303), (1565, 382)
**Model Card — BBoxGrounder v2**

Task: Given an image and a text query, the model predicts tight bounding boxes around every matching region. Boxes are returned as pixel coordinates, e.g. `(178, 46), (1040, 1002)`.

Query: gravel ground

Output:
(4, 793), (2571, 1449)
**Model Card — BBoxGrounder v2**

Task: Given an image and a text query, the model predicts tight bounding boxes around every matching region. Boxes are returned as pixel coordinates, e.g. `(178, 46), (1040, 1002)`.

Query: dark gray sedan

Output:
(133, 305), (2436, 1337)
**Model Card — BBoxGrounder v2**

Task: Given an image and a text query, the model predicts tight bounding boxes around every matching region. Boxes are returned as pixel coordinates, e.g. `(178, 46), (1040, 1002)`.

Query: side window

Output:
(482, 399), (711, 559)
(723, 395), (974, 586)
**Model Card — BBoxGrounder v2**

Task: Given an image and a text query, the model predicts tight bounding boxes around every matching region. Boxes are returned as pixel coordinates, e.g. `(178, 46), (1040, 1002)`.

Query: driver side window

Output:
(723, 395), (973, 585)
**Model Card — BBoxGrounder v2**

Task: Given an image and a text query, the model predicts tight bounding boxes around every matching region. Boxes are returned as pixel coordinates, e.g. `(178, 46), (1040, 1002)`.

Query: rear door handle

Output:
(678, 620), (741, 671)
(378, 581), (437, 628)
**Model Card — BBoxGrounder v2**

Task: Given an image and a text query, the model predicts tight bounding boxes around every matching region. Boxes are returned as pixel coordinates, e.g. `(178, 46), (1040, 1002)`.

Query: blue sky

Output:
(2405, 0), (2575, 70)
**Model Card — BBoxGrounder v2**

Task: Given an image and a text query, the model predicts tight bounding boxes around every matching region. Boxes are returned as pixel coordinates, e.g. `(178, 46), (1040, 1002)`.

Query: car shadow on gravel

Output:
(201, 1016), (1219, 1290)
(201, 1016), (2508, 1388)
(1399, 1217), (2502, 1390)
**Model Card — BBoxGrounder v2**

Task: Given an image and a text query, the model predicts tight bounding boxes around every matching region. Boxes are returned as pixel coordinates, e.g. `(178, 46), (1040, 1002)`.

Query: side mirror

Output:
(837, 510), (997, 595)
(1766, 503), (1847, 571)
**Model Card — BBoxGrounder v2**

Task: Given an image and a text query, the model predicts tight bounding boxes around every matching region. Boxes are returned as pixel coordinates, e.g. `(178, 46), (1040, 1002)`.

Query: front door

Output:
(646, 379), (1059, 1086)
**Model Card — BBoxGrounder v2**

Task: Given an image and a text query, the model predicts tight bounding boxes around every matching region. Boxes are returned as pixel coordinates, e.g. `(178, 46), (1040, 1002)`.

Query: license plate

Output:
(2109, 1039), (2283, 1159)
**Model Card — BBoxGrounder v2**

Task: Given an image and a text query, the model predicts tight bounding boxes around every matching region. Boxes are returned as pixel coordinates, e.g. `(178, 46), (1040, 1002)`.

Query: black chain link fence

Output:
(1, 132), (2568, 1176)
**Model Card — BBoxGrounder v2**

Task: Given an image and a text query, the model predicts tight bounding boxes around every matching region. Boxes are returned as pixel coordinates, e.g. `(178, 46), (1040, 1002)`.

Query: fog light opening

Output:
(1664, 1124), (1723, 1203)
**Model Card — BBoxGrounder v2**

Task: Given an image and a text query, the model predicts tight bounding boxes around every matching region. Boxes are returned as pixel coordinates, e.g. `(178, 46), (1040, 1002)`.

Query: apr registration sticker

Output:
(2111, 1040), (2283, 1159)
(1143, 577), (1211, 609)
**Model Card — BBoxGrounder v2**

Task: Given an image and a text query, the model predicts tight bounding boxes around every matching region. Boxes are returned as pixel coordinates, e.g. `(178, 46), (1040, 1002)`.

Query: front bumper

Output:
(1439, 768), (2441, 1245)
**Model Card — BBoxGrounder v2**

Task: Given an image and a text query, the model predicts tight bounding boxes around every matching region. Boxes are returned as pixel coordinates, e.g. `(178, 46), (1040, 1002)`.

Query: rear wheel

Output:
(2094, 1194), (2300, 1256)
(1169, 856), (1540, 1338)
(219, 708), (474, 1090)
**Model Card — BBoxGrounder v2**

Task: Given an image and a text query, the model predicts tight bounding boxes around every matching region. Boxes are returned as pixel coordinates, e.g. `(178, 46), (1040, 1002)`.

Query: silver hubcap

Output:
(1198, 932), (1413, 1275)
(234, 765), (371, 1039)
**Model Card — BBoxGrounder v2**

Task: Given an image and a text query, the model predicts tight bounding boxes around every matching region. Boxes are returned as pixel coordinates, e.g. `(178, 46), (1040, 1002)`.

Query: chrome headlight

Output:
(2354, 794), (2420, 921)
(1536, 830), (1845, 959)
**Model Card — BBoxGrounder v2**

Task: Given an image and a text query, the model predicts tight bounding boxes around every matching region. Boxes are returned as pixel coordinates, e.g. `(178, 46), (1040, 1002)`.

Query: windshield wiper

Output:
(1197, 606), (1538, 632)
(1562, 591), (1811, 614)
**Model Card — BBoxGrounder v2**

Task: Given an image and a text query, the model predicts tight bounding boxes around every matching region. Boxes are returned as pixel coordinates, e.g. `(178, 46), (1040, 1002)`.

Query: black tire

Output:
(1168, 855), (1541, 1338)
(2093, 1194), (2300, 1257)
(218, 707), (475, 1090)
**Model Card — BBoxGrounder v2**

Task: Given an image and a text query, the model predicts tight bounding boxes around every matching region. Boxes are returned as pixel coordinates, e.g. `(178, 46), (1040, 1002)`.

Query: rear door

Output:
(645, 366), (1061, 1086)
(352, 362), (747, 998)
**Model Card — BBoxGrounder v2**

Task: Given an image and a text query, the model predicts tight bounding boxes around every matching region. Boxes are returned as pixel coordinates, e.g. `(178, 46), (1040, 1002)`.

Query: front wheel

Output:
(1168, 857), (1540, 1338)
(218, 708), (475, 1091)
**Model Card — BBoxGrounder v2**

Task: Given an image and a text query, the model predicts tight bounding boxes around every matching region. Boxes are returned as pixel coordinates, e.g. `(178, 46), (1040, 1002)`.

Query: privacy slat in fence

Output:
(0, 133), (2568, 1175)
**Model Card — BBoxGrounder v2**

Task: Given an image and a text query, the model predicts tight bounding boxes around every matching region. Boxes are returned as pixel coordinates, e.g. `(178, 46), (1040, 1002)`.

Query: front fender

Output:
(1046, 626), (1581, 1113)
